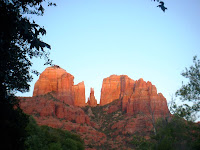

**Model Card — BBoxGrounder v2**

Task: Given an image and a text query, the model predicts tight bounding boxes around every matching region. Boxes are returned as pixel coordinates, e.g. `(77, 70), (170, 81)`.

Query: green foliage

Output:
(170, 99), (196, 121)
(0, 0), (55, 94)
(177, 56), (200, 103)
(25, 116), (85, 150)
(131, 116), (200, 150)
(131, 135), (152, 150)
(175, 56), (200, 120)
(152, 117), (187, 150)
(88, 99), (124, 132)
(48, 143), (62, 150)
(0, 96), (29, 150)
(153, 116), (200, 150)
(0, 1), (55, 149)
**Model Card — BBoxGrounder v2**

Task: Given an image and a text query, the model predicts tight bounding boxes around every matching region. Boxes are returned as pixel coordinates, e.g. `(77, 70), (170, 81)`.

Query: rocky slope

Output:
(19, 66), (170, 149)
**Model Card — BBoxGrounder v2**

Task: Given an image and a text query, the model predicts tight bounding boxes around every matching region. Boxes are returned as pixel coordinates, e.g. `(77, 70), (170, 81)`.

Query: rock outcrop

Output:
(20, 66), (171, 149)
(19, 95), (106, 147)
(126, 78), (168, 116)
(100, 75), (169, 116)
(73, 81), (86, 107)
(87, 88), (97, 107)
(100, 75), (135, 105)
(33, 65), (85, 106)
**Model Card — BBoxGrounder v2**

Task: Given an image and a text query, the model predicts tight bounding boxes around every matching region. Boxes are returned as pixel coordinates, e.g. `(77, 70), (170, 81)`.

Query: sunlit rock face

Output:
(73, 81), (86, 107)
(100, 75), (135, 106)
(100, 76), (169, 115)
(87, 88), (97, 107)
(33, 65), (85, 106)
(126, 78), (169, 116)
(20, 66), (170, 149)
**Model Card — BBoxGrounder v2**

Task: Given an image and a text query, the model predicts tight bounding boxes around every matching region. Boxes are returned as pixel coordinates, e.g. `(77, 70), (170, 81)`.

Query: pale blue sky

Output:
(17, 0), (200, 105)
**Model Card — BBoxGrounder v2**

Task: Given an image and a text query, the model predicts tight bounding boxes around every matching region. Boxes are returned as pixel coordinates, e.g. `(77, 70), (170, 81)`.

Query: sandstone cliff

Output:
(33, 65), (85, 106)
(73, 81), (86, 107)
(100, 75), (169, 116)
(20, 66), (170, 149)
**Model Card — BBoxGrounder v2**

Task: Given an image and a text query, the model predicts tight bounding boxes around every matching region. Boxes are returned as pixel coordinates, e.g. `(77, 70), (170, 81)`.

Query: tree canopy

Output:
(25, 117), (84, 150)
(0, 0), (55, 149)
(0, 0), (54, 94)
(172, 56), (200, 121)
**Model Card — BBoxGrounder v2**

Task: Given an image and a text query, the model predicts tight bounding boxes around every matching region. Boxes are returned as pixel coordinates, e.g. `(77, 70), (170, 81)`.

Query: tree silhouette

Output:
(0, 0), (55, 149)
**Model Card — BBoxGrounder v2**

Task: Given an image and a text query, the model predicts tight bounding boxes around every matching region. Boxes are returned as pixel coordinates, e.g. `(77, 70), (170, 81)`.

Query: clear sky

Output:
(17, 0), (200, 105)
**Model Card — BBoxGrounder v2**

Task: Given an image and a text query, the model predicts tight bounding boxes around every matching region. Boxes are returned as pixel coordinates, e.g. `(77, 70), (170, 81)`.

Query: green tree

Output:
(131, 135), (153, 150)
(151, 56), (200, 149)
(0, 0), (55, 149)
(152, 116), (200, 150)
(175, 56), (200, 121)
(25, 116), (85, 150)
(132, 116), (200, 150)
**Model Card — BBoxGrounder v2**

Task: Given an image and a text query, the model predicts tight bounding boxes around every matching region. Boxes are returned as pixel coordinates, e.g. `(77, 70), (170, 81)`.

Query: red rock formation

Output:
(100, 75), (135, 106)
(73, 81), (86, 107)
(126, 78), (169, 116)
(33, 66), (70, 96)
(100, 75), (134, 105)
(33, 65), (85, 106)
(19, 96), (107, 147)
(20, 96), (90, 124)
(119, 75), (135, 111)
(87, 88), (97, 107)
(100, 76), (169, 116)
(19, 67), (171, 149)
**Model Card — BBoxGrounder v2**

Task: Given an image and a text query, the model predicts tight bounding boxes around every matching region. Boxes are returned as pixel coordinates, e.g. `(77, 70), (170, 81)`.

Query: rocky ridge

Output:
(19, 66), (170, 149)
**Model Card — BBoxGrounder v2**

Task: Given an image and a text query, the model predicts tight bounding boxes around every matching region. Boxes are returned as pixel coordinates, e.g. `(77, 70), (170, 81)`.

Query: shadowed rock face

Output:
(33, 65), (85, 106)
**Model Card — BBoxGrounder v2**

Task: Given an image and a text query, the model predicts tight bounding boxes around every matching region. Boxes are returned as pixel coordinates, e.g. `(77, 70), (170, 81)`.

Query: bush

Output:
(25, 116), (85, 150)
